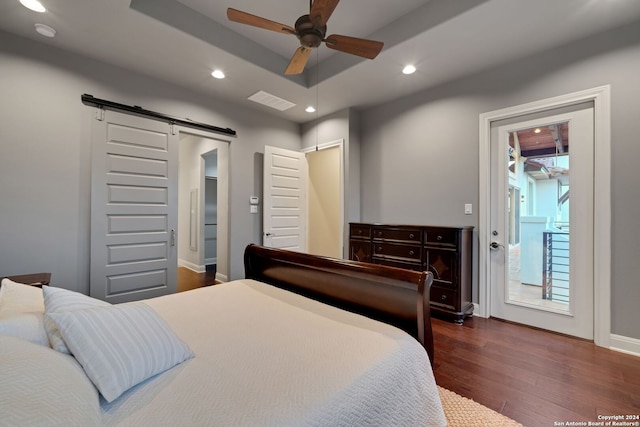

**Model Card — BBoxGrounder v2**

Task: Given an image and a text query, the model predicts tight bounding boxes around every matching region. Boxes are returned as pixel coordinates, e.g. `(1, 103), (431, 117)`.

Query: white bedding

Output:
(100, 279), (446, 426)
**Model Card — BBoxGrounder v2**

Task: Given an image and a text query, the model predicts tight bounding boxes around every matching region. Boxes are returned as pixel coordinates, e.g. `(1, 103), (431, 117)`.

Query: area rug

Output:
(438, 386), (524, 427)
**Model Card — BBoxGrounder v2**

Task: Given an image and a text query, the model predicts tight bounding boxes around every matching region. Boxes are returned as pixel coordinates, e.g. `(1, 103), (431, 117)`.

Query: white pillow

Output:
(0, 278), (44, 315)
(42, 285), (110, 354)
(46, 302), (194, 403)
(0, 312), (49, 346)
(0, 334), (101, 427)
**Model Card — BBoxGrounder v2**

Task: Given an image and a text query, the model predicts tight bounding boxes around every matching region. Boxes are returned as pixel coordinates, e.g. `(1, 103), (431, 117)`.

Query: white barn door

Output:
(90, 110), (178, 303)
(263, 145), (307, 252)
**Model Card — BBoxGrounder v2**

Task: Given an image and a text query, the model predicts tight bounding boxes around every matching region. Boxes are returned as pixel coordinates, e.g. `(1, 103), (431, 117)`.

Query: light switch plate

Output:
(250, 205), (258, 214)
(464, 204), (472, 215)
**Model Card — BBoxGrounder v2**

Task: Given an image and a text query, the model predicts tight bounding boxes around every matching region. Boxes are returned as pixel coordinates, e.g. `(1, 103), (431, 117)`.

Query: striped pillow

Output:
(45, 302), (194, 403)
(42, 286), (110, 354)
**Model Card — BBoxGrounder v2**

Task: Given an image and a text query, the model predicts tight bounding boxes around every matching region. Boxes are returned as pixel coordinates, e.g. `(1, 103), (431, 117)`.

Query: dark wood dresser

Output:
(349, 223), (474, 324)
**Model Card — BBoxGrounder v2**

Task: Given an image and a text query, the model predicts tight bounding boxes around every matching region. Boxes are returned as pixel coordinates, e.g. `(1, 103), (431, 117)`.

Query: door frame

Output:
(177, 128), (231, 283)
(478, 85), (611, 347)
(301, 139), (345, 258)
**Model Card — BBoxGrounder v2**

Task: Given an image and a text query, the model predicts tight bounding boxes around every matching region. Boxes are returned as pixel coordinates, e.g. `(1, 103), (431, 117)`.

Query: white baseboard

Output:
(215, 272), (228, 283)
(470, 304), (639, 357)
(178, 259), (205, 273)
(609, 334), (640, 357)
(472, 303), (483, 317)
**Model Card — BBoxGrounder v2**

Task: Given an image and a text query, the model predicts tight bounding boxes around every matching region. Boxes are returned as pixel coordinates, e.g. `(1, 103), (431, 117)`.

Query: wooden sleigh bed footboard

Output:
(244, 244), (435, 363)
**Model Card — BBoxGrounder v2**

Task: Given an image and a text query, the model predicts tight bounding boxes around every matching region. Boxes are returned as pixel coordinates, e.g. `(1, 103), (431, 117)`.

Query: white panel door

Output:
(263, 145), (307, 252)
(90, 110), (178, 303)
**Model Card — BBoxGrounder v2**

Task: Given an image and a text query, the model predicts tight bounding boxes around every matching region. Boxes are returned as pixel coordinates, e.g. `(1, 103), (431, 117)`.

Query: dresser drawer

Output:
(373, 242), (421, 261)
(430, 287), (456, 310)
(373, 227), (421, 243)
(350, 224), (371, 239)
(372, 257), (422, 272)
(424, 228), (458, 247)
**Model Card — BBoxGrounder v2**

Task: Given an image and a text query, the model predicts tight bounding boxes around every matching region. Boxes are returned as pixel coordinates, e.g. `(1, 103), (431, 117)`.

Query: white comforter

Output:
(100, 279), (446, 426)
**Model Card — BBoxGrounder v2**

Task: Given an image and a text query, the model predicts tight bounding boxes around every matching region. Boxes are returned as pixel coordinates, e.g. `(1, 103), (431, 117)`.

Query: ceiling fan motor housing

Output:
(295, 14), (326, 48)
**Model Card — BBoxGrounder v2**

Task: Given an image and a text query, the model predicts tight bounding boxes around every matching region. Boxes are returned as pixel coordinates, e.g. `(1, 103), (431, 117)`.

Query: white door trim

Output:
(301, 138), (344, 153)
(478, 85), (611, 347)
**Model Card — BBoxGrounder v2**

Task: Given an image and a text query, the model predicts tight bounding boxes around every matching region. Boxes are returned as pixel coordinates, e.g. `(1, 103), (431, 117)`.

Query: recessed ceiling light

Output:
(20, 0), (46, 13)
(402, 65), (416, 75)
(305, 106), (316, 113)
(34, 23), (55, 37)
(211, 70), (225, 79)
(534, 128), (541, 133)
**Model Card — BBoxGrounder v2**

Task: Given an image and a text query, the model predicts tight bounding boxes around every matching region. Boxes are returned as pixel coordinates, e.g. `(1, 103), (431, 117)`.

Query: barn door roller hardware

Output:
(81, 94), (236, 136)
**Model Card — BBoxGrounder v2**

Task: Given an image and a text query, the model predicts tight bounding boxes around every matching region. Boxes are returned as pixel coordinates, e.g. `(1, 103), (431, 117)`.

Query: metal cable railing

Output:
(542, 231), (570, 302)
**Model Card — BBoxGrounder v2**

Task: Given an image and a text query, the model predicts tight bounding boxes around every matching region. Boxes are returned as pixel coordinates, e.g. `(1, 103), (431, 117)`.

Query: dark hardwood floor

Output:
(177, 271), (639, 427)
(432, 316), (640, 427)
(177, 267), (218, 293)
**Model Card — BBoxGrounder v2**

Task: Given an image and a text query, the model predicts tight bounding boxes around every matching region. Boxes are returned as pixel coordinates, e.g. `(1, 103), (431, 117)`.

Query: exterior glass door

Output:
(490, 107), (594, 339)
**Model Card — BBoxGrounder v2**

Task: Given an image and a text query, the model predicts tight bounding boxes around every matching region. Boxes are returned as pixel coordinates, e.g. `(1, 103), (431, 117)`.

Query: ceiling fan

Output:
(227, 0), (384, 75)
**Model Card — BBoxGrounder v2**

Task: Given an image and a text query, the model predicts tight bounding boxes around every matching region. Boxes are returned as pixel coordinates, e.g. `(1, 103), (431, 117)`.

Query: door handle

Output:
(265, 232), (272, 237)
(170, 229), (175, 247)
(490, 241), (504, 250)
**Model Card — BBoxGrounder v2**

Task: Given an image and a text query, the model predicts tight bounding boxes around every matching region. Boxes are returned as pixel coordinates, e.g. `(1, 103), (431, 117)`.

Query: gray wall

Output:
(0, 30), (300, 292)
(359, 21), (640, 339)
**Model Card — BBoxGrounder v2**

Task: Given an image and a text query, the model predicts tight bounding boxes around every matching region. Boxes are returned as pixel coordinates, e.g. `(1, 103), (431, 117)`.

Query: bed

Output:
(0, 244), (446, 426)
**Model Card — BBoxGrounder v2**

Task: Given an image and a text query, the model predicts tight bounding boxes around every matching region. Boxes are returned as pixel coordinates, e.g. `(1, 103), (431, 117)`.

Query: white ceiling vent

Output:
(248, 91), (296, 111)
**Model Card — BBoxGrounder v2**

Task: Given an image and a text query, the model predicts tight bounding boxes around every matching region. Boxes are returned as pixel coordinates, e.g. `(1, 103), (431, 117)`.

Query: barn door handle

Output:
(170, 229), (175, 246)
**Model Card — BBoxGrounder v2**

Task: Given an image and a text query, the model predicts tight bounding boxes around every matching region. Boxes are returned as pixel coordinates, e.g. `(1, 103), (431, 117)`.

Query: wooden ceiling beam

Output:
(548, 124), (565, 154)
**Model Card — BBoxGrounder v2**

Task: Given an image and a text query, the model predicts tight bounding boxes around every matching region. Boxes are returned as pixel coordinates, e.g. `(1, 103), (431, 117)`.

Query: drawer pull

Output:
(409, 250), (415, 256)
(409, 233), (415, 239)
(437, 235), (443, 241)
(441, 294), (447, 301)
(357, 229), (362, 235)
(377, 246), (383, 252)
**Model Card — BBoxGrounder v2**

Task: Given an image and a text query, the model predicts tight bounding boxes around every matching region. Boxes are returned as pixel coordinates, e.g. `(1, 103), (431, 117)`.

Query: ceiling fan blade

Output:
(310, 0), (340, 27)
(227, 8), (295, 35)
(285, 47), (312, 75)
(324, 35), (384, 59)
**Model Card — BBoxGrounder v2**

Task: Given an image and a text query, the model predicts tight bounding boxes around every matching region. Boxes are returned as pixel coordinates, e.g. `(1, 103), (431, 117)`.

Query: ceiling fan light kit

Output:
(227, 0), (384, 75)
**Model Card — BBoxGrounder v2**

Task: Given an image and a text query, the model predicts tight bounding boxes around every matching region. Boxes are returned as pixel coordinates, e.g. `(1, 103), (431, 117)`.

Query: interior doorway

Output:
(306, 144), (342, 258)
(262, 140), (344, 258)
(178, 132), (230, 285)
